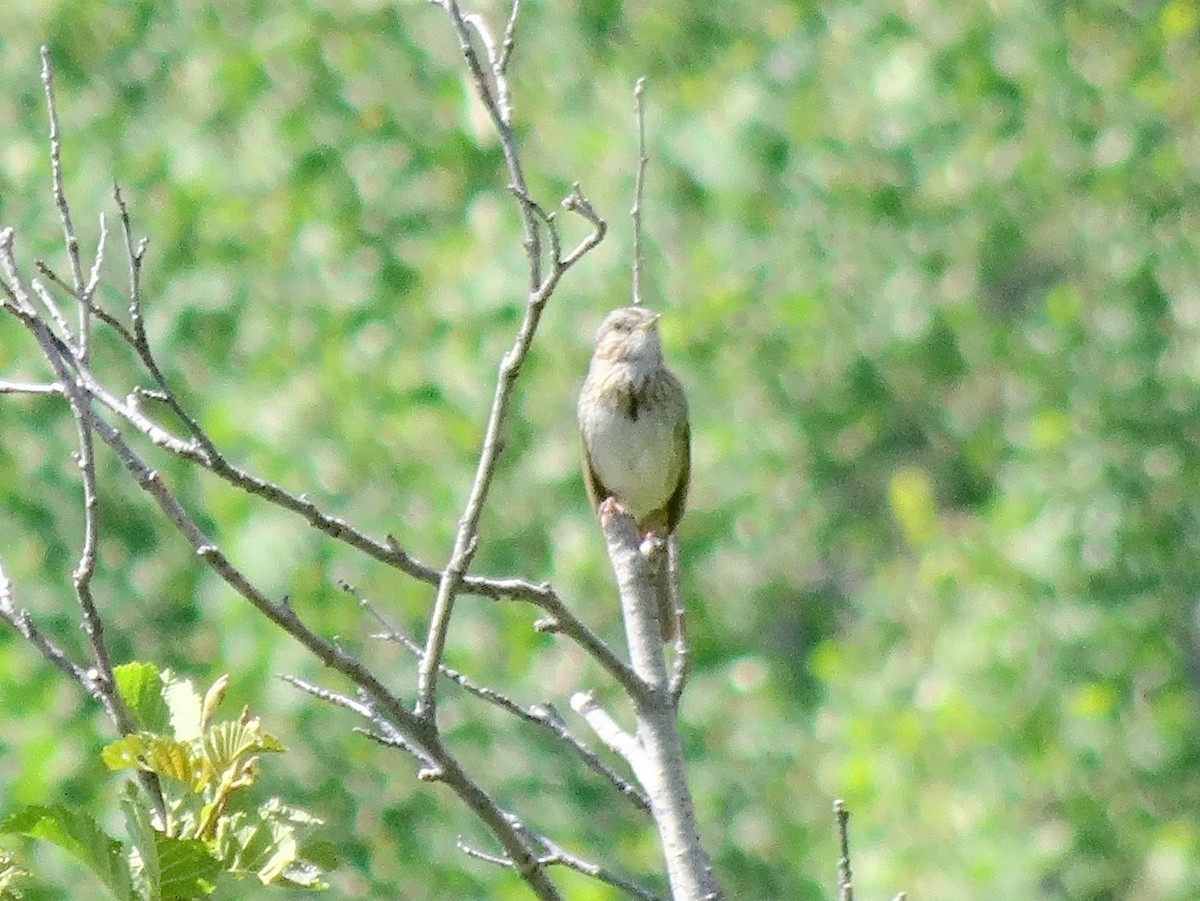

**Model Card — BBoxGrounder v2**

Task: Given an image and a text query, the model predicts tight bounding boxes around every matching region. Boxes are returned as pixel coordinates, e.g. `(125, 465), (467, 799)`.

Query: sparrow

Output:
(578, 306), (690, 640)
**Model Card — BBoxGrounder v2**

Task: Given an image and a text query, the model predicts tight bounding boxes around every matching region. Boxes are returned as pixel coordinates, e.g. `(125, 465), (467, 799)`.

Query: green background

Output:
(2, 0), (1199, 898)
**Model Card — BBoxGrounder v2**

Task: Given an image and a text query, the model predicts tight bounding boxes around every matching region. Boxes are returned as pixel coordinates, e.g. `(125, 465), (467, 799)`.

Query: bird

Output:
(577, 306), (690, 640)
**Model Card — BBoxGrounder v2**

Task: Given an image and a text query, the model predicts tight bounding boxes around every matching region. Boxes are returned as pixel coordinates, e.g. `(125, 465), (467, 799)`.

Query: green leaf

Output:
(202, 718), (284, 777)
(121, 785), (160, 901)
(122, 785), (221, 901)
(0, 805), (133, 900)
(0, 849), (30, 900)
(162, 673), (204, 742)
(210, 799), (327, 889)
(155, 834), (222, 900)
(103, 734), (207, 792)
(113, 663), (171, 734)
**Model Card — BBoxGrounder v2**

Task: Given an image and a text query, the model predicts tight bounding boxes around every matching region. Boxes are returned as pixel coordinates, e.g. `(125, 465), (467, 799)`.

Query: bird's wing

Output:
(665, 412), (691, 534)
(581, 437), (612, 514)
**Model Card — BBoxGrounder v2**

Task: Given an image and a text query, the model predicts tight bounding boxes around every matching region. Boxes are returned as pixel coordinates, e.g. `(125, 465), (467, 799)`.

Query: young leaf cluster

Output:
(0, 664), (329, 899)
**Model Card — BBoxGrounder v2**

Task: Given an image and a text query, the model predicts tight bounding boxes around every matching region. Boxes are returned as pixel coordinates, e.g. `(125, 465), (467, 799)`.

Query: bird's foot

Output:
(598, 496), (632, 526)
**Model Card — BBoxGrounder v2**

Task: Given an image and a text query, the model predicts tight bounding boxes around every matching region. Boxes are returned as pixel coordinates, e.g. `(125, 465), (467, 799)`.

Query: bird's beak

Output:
(639, 313), (661, 331)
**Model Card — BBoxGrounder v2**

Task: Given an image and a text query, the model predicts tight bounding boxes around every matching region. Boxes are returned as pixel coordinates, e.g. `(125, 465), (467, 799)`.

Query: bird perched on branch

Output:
(578, 306), (690, 639)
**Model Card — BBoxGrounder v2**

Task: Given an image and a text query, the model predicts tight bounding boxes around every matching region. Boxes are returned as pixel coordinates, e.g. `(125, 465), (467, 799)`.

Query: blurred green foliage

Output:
(2, 1), (1199, 899)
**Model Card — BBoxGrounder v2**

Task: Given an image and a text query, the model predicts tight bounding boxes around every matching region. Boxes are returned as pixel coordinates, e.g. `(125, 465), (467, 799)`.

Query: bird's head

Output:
(591, 306), (663, 365)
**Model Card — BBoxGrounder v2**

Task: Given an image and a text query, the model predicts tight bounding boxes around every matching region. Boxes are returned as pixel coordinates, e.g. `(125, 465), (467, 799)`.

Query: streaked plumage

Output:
(578, 306), (690, 639)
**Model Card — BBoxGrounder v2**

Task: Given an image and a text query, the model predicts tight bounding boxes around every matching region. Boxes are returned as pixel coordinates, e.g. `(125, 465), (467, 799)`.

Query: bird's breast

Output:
(580, 395), (680, 521)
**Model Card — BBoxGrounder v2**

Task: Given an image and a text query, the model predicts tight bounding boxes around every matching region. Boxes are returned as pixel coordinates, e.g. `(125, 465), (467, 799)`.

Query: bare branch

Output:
(667, 535), (691, 701)
(458, 840), (512, 867)
(0, 228), (36, 315)
(1, 228), (129, 736)
(40, 47), (88, 359)
(83, 212), (107, 302)
(535, 832), (666, 901)
(0, 379), (62, 396)
(1, 19), (683, 901)
(112, 183), (150, 342)
(598, 505), (724, 900)
(463, 12), (512, 125)
(498, 0), (521, 73)
(601, 503), (668, 694)
(10, 171), (612, 901)
(0, 556), (91, 688)
(69, 397), (563, 898)
(30, 277), (73, 340)
(9, 299), (630, 696)
(460, 831), (665, 901)
(571, 691), (640, 762)
(279, 674), (372, 716)
(453, 569), (642, 695)
(358, 585), (650, 812)
(835, 799), (854, 901)
(418, 1), (606, 718)
(631, 77), (649, 307)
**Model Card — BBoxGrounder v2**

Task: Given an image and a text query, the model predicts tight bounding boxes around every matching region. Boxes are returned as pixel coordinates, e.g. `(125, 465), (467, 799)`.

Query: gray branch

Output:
(573, 503), (724, 901)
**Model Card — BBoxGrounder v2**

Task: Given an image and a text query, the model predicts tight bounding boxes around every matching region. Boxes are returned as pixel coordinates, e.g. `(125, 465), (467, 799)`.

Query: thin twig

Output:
(631, 78), (648, 307)
(24, 288), (168, 820)
(353, 726), (431, 761)
(571, 691), (640, 763)
(418, 0), (605, 718)
(0, 229), (34, 315)
(30, 278), (73, 339)
(112, 184), (150, 342)
(0, 557), (91, 687)
(459, 833), (664, 901)
(26, 139), (613, 716)
(356, 585), (650, 812)
(0, 380), (62, 396)
(73, 394), (562, 898)
(463, 12), (511, 125)
(498, 0), (521, 73)
(835, 799), (854, 901)
(28, 58), (152, 787)
(278, 674), (372, 716)
(110, 183), (219, 458)
(83, 212), (107, 303)
(536, 832), (666, 901)
(280, 674), (440, 770)
(7, 305), (635, 693)
(417, 0), (539, 719)
(40, 47), (87, 359)
(667, 534), (690, 700)
(438, 0), (539, 282)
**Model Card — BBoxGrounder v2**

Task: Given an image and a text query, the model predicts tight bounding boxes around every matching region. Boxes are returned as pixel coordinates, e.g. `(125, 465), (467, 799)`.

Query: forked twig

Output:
(416, 0), (605, 718)
(354, 584), (650, 812)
